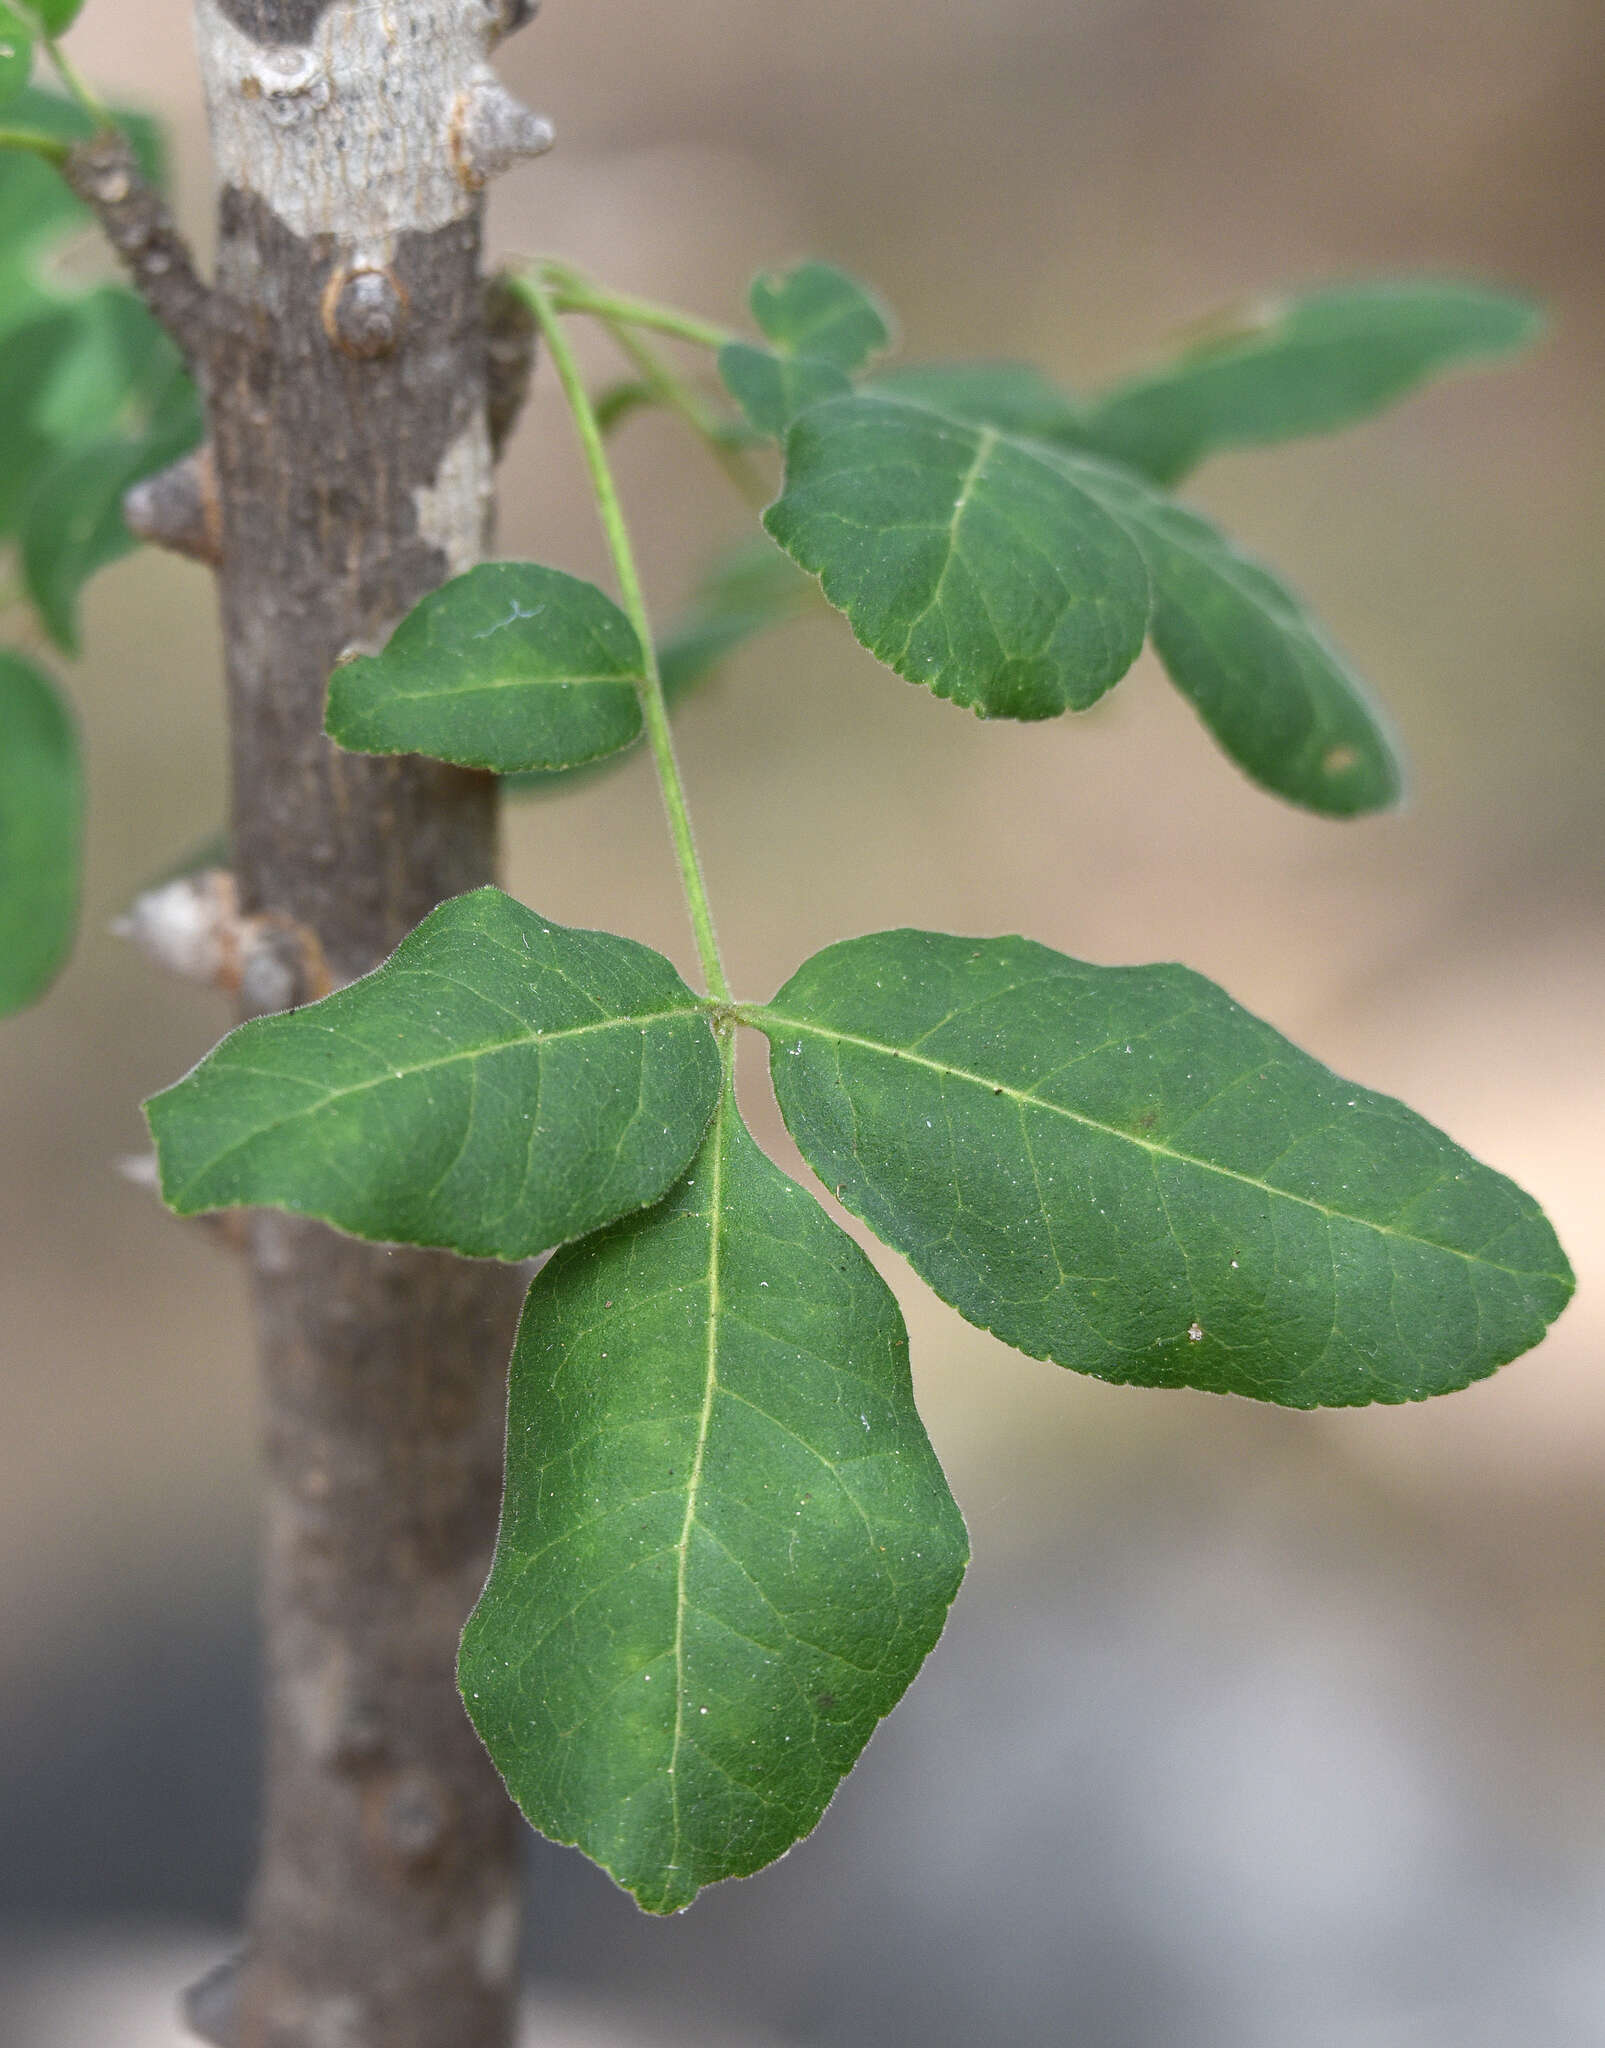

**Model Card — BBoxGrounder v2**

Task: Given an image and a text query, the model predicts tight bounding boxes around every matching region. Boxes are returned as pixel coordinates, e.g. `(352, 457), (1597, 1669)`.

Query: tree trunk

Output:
(172, 5), (550, 2041)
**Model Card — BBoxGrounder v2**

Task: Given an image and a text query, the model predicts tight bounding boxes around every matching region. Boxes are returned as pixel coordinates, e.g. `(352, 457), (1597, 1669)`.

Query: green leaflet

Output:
(0, 7), (34, 104)
(1075, 280), (1543, 485)
(461, 1085), (967, 1914)
(326, 563), (646, 774)
(764, 393), (1152, 720)
(1061, 452), (1403, 815)
(719, 262), (889, 440)
(147, 888), (722, 1262)
(752, 930), (1573, 1409)
(718, 340), (850, 440)
(504, 539), (812, 798)
(0, 649), (81, 1015)
(748, 261), (891, 372)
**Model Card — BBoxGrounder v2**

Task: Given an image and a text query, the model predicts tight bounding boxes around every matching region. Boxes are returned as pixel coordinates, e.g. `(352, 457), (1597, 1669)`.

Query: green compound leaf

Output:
(505, 540), (812, 798)
(147, 887), (722, 1262)
(0, 649), (81, 1015)
(1062, 453), (1403, 815)
(749, 261), (891, 373)
(1076, 281), (1544, 486)
(867, 359), (1085, 443)
(754, 930), (1573, 1409)
(461, 1086), (968, 1914)
(765, 393), (1151, 720)
(326, 562), (646, 775)
(718, 340), (850, 440)
(0, 7), (35, 105)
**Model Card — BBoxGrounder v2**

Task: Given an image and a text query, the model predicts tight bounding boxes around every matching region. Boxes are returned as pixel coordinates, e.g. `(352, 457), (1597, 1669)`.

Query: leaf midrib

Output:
(756, 1010), (1551, 1281)
(666, 1095), (727, 1877)
(356, 669), (641, 705)
(171, 1004), (701, 1191)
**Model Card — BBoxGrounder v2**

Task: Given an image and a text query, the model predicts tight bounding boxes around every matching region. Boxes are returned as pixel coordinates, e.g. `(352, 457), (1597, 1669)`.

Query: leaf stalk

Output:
(516, 274), (733, 1003)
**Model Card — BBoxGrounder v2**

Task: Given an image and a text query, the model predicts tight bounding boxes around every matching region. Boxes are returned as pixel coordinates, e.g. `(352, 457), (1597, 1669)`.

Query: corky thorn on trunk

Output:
(82, 3), (554, 2042)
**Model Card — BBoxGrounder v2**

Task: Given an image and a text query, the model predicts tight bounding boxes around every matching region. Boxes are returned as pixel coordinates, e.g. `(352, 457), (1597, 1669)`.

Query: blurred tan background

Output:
(2, 1), (1602, 2041)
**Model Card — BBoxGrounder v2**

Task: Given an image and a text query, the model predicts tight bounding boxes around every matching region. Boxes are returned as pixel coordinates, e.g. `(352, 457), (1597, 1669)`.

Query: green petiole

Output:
(514, 273), (733, 1005)
(15, 3), (109, 130)
(0, 124), (70, 164)
(536, 264), (736, 355)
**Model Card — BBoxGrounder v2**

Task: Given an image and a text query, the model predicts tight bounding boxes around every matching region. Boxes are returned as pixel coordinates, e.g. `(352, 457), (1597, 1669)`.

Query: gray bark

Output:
(92, 4), (556, 2040)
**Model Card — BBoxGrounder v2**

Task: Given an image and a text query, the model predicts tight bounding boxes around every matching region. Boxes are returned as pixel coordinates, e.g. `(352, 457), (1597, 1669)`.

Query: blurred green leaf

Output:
(21, 345), (202, 653)
(1076, 280), (1544, 484)
(0, 6), (36, 106)
(147, 887), (722, 1262)
(658, 537), (813, 695)
(718, 339), (850, 439)
(461, 1086), (968, 1914)
(0, 288), (172, 537)
(755, 929), (1574, 1408)
(0, 91), (165, 345)
(29, 0), (89, 31)
(326, 562), (646, 774)
(0, 648), (80, 1015)
(749, 261), (891, 372)
(765, 391), (1151, 719)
